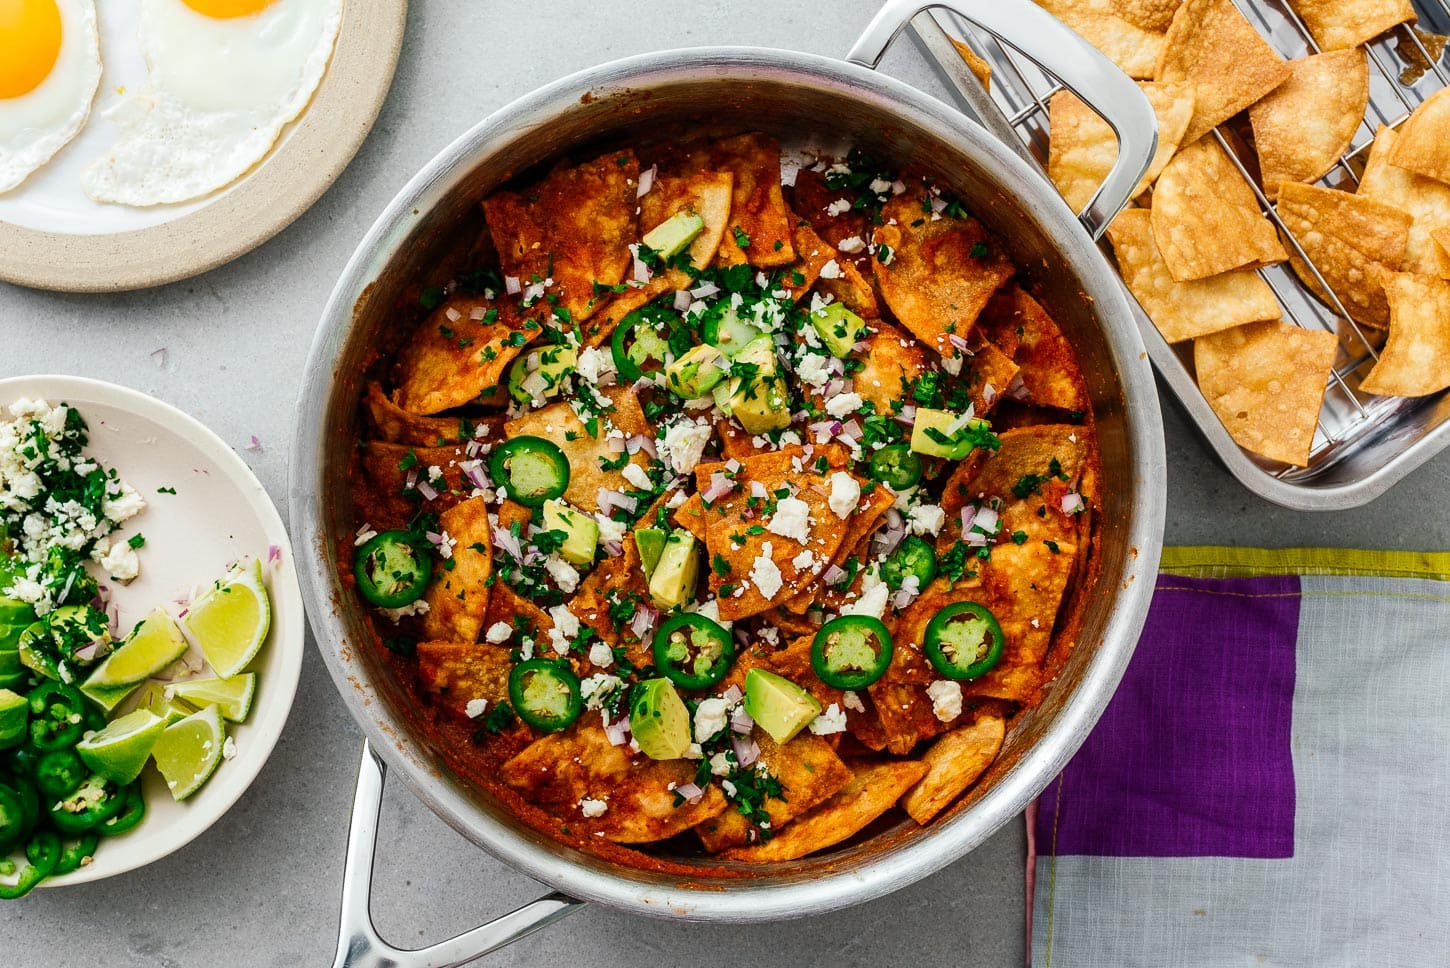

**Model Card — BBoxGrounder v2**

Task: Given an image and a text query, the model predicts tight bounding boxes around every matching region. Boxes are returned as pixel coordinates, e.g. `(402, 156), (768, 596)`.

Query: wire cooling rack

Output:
(912, 1), (1450, 509)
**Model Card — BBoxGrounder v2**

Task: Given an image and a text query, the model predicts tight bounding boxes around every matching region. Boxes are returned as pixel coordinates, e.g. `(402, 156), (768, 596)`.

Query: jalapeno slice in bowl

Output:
(488, 436), (570, 508)
(879, 535), (937, 590)
(869, 443), (922, 490)
(611, 309), (672, 383)
(353, 531), (431, 609)
(508, 659), (582, 732)
(652, 613), (735, 690)
(810, 615), (893, 690)
(923, 602), (1004, 680)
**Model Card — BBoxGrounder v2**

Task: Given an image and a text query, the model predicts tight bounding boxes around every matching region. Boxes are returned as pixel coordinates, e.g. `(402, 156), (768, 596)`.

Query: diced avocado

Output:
(507, 344), (578, 405)
(647, 531), (700, 611)
(910, 408), (991, 460)
(635, 527), (668, 580)
(642, 211), (706, 259)
(629, 677), (692, 760)
(665, 344), (727, 399)
(711, 380), (734, 416)
(542, 499), (599, 566)
(809, 303), (868, 358)
(743, 668), (822, 744)
(704, 304), (765, 359)
(728, 337), (791, 436)
(0, 687), (27, 748)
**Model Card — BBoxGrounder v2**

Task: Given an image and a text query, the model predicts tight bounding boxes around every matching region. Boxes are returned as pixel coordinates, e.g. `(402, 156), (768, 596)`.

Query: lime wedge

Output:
(181, 559), (270, 678)
(151, 705), (226, 801)
(81, 680), (141, 714)
(133, 681), (189, 725)
(168, 674), (256, 723)
(76, 709), (167, 784)
(83, 608), (189, 690)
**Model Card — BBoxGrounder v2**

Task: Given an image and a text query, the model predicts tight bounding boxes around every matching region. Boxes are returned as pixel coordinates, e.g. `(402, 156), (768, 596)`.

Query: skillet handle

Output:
(846, 0), (1157, 240)
(331, 741), (583, 968)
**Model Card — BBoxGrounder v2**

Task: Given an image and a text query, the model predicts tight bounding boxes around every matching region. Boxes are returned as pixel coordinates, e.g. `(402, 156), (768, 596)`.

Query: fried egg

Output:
(0, 0), (101, 193)
(81, 0), (343, 206)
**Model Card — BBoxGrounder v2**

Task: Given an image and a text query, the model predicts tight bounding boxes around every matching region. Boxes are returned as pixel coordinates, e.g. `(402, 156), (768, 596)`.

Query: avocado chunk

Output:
(507, 344), (578, 405)
(910, 408), (993, 460)
(635, 527), (668, 580)
(704, 304), (765, 359)
(711, 380), (734, 416)
(743, 668), (822, 743)
(542, 499), (599, 566)
(728, 336), (791, 436)
(629, 677), (693, 760)
(665, 344), (727, 399)
(0, 688), (27, 748)
(642, 211), (706, 259)
(647, 531), (700, 611)
(808, 303), (868, 358)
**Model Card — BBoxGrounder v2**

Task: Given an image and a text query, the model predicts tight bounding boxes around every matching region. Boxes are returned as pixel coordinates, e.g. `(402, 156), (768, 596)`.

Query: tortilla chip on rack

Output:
(1276, 182), (1412, 327)
(979, 286), (1089, 412)
(1154, 0), (1291, 145)
(1036, 0), (1167, 79)
(1116, 0), (1183, 32)
(638, 170), (735, 277)
(1194, 320), (1338, 466)
(872, 193), (1015, 358)
(1357, 126), (1450, 278)
(501, 722), (728, 844)
(1387, 88), (1450, 188)
(1151, 137), (1287, 281)
(679, 133), (795, 267)
(900, 711), (1007, 824)
(422, 497), (494, 643)
(1046, 82), (1195, 212)
(1248, 50), (1369, 199)
(1359, 271), (1450, 397)
(695, 732), (852, 852)
(1106, 209), (1280, 343)
(1285, 0), (1415, 51)
(1434, 229), (1450, 279)
(394, 296), (531, 414)
(415, 640), (512, 720)
(503, 385), (651, 513)
(949, 36), (992, 88)
(483, 149), (639, 323)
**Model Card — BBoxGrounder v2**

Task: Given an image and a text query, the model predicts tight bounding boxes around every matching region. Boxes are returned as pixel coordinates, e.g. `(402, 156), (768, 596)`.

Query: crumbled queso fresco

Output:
(0, 398), (147, 615)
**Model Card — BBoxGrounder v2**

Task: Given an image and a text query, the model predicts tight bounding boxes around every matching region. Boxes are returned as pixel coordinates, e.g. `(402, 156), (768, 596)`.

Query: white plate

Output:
(0, 374), (304, 888)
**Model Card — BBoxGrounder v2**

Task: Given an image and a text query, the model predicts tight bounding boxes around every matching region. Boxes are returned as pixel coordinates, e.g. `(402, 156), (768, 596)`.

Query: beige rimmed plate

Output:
(0, 0), (406, 293)
(0, 374), (305, 888)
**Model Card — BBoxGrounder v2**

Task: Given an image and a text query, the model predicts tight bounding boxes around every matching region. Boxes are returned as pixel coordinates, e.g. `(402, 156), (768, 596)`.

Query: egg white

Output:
(0, 0), (101, 194)
(81, 0), (343, 206)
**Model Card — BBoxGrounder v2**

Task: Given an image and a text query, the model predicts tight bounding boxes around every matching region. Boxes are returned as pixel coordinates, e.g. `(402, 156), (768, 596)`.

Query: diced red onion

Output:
(1061, 492), (1085, 515)
(405, 470), (417, 489)
(839, 420), (863, 441)
(730, 705), (754, 734)
(445, 307), (462, 322)
(851, 339), (871, 354)
(893, 576), (922, 610)
(689, 282), (720, 299)
(246, 435), (263, 453)
(974, 506), (1000, 534)
(732, 736), (761, 768)
(493, 525), (524, 561)
(606, 434), (627, 454)
(72, 642), (103, 664)
(823, 564), (846, 586)
(872, 523), (906, 558)
(674, 781), (704, 802)
(629, 605), (658, 639)
(960, 505), (978, 533)
(749, 481), (767, 499)
(632, 253), (653, 285)
(625, 434), (656, 457)
(464, 439), (482, 458)
(721, 685), (743, 705)
(460, 460), (490, 490)
(267, 544), (282, 564)
(504, 275), (521, 295)
(702, 472), (736, 503)
(150, 348), (168, 367)
(672, 290), (693, 312)
(826, 355), (846, 376)
(965, 530), (988, 548)
(604, 715), (631, 746)
(982, 382), (998, 406)
(893, 405), (917, 426)
(416, 480), (439, 501)
(1008, 373), (1030, 400)
(948, 333), (970, 352)
(637, 164), (656, 197)
(603, 540), (624, 558)
(824, 378), (845, 398)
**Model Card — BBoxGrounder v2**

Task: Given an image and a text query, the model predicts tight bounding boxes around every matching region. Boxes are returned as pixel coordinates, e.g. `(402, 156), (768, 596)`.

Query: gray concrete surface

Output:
(3, 1), (1447, 965)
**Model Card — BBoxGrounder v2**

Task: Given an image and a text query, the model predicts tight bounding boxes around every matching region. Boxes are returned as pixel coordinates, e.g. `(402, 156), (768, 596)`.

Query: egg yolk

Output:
(181, 0), (276, 16)
(0, 0), (62, 99)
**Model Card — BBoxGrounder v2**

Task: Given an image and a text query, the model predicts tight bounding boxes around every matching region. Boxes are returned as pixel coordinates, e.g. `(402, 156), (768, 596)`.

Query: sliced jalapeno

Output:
(98, 784), (145, 837)
(0, 829), (59, 898)
(488, 436), (570, 508)
(880, 535), (938, 591)
(0, 782), (30, 849)
(508, 659), (582, 733)
(353, 531), (431, 609)
(810, 615), (893, 690)
(611, 310), (672, 383)
(53, 833), (100, 875)
(869, 443), (922, 490)
(923, 602), (1005, 680)
(652, 613), (735, 690)
(26, 682), (88, 753)
(48, 774), (125, 834)
(34, 749), (86, 800)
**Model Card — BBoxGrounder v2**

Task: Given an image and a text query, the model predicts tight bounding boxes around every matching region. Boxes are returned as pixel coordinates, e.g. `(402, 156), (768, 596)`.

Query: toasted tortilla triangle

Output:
(679, 132), (795, 267)
(1047, 82), (1195, 212)
(1037, 0), (1167, 79)
(1357, 126), (1450, 278)
(900, 712), (1007, 824)
(949, 36), (992, 88)
(1434, 229), (1450, 279)
(1248, 50), (1368, 198)
(503, 385), (651, 513)
(1387, 87), (1450, 188)
(364, 381), (500, 447)
(394, 296), (533, 414)
(853, 320), (930, 415)
(1285, 0), (1414, 51)
(979, 287), (1089, 412)
(422, 496), (494, 643)
(695, 732), (851, 852)
(416, 640), (512, 720)
(1359, 271), (1450, 397)
(355, 440), (472, 530)
(638, 170), (734, 274)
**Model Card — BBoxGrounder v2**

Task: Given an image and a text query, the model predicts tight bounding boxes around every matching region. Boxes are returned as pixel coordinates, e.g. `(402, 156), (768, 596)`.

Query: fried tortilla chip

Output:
(638, 170), (735, 275)
(1248, 51), (1368, 199)
(1286, 0), (1414, 51)
(680, 133), (794, 267)
(853, 321), (930, 415)
(1106, 208), (1280, 342)
(1194, 320), (1338, 466)
(671, 492), (708, 542)
(394, 297), (531, 414)
(1047, 82), (1195, 212)
(502, 385), (650, 513)
(422, 497), (494, 642)
(949, 37), (992, 89)
(781, 218), (837, 302)
(816, 255), (879, 318)
(356, 440), (470, 529)
(695, 445), (854, 620)
(1151, 137), (1287, 281)
(872, 193), (1014, 356)
(695, 733), (852, 852)
(1037, 0), (1166, 79)
(1117, 0), (1181, 32)
(721, 760), (926, 862)
(963, 539), (1079, 702)
(786, 166), (871, 252)
(979, 287), (1089, 412)
(1434, 229), (1450, 279)
(1277, 182), (1411, 327)
(779, 484), (894, 615)
(501, 723), (728, 844)
(483, 150), (638, 323)
(900, 712), (1007, 824)
(1357, 126), (1450, 278)
(1387, 87), (1450, 188)
(582, 279), (670, 348)
(481, 582), (553, 646)
(364, 382), (498, 447)
(569, 532), (653, 669)
(415, 640), (512, 720)
(1359, 271), (1450, 397)
(1156, 0), (1291, 145)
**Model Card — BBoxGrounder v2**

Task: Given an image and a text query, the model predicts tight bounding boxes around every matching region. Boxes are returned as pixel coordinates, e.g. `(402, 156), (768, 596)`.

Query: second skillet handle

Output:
(846, 0), (1158, 240)
(330, 741), (583, 968)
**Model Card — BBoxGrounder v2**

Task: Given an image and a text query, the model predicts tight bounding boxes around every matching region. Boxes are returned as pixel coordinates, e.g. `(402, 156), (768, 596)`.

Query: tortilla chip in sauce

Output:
(980, 287), (1089, 412)
(680, 133), (795, 267)
(503, 385), (651, 514)
(364, 381), (497, 447)
(394, 296), (532, 415)
(416, 640), (512, 720)
(695, 732), (851, 852)
(900, 712), (1007, 824)
(785, 166), (872, 254)
(422, 497), (494, 643)
(356, 440), (470, 530)
(638, 170), (735, 277)
(853, 321), (930, 415)
(483, 149), (639, 324)
(1359, 270), (1450, 397)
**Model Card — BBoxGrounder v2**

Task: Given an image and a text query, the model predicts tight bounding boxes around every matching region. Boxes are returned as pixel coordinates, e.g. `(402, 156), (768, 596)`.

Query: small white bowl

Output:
(0, 374), (304, 887)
